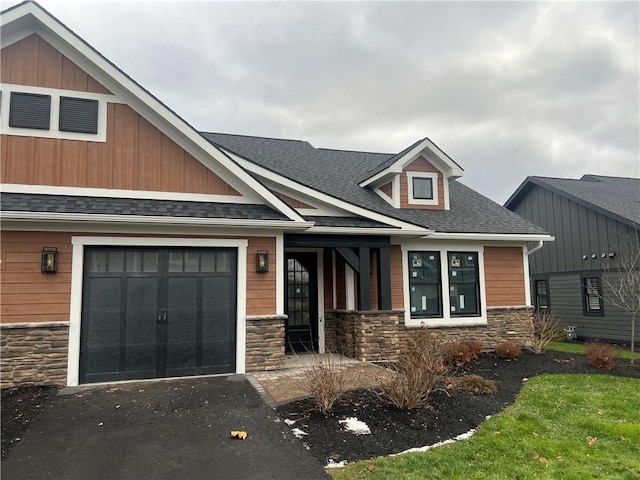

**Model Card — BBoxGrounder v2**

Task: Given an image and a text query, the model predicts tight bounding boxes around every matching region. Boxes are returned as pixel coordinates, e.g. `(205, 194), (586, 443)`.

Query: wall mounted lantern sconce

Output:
(41, 248), (58, 273)
(256, 250), (269, 273)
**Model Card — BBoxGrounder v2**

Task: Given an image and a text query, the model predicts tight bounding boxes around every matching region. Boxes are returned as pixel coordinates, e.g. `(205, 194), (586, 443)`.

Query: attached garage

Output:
(80, 247), (237, 383)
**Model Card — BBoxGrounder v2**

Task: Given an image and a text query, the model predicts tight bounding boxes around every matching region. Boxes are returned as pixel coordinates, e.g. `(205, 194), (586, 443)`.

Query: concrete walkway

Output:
(250, 354), (390, 406)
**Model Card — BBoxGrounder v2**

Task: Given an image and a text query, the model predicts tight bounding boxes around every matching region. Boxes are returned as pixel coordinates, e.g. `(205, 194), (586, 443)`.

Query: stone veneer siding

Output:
(325, 307), (534, 362)
(1, 323), (69, 388)
(245, 315), (286, 371)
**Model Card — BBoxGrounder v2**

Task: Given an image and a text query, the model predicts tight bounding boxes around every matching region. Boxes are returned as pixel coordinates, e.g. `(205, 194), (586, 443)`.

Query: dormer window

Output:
(407, 171), (439, 206)
(412, 177), (433, 200)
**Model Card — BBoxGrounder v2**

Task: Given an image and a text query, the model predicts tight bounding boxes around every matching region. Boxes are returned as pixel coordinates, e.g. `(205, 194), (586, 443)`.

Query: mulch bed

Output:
(276, 351), (640, 465)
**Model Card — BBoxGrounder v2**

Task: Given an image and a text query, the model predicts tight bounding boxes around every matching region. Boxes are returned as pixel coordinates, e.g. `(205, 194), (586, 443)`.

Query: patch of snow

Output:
(284, 418), (296, 426)
(291, 428), (308, 439)
(338, 417), (371, 436)
(326, 459), (348, 469)
(391, 428), (477, 456)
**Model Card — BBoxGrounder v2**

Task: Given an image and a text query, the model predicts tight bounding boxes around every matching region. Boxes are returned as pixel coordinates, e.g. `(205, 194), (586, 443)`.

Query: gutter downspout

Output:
(527, 240), (544, 256)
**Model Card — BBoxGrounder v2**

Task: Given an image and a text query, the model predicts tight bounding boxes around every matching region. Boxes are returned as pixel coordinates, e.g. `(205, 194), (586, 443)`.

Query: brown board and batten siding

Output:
(1, 104), (239, 195)
(484, 246), (526, 306)
(1, 34), (110, 93)
(1, 34), (239, 196)
(399, 156), (445, 210)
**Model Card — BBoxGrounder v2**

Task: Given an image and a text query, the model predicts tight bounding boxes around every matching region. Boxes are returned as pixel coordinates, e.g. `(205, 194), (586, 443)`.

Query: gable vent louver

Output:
(59, 97), (99, 134)
(9, 92), (51, 130)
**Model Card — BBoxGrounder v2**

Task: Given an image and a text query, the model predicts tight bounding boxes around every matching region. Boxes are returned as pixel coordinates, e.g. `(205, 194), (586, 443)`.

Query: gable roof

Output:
(505, 174), (640, 229)
(358, 136), (464, 187)
(0, 1), (305, 225)
(204, 132), (549, 237)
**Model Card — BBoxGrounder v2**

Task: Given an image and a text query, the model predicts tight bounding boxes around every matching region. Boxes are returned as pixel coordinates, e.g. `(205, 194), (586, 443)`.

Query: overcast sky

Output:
(6, 0), (639, 204)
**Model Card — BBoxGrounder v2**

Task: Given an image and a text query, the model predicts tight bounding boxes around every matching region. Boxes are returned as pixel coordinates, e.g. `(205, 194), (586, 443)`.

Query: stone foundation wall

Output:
(1, 323), (69, 388)
(326, 307), (534, 362)
(245, 315), (286, 371)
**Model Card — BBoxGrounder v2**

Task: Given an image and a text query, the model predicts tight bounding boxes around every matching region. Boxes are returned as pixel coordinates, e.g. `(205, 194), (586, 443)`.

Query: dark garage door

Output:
(80, 247), (237, 384)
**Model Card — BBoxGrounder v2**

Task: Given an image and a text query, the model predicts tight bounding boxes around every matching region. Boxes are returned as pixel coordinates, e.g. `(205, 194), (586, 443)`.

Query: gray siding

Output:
(513, 185), (637, 275)
(548, 272), (640, 344)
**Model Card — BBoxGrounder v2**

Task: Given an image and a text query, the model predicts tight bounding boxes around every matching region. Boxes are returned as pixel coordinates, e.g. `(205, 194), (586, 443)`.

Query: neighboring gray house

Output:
(505, 174), (640, 344)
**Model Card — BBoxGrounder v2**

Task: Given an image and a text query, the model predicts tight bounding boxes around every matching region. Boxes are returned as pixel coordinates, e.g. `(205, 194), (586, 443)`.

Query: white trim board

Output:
(66, 236), (249, 386)
(1, 184), (262, 205)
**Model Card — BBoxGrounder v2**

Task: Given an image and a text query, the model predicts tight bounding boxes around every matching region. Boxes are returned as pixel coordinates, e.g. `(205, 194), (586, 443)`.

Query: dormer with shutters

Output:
(360, 137), (464, 211)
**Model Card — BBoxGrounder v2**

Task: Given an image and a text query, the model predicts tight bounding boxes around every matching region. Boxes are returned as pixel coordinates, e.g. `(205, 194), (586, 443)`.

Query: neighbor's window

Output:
(448, 252), (480, 316)
(408, 251), (442, 317)
(582, 277), (603, 315)
(412, 177), (434, 200)
(9, 92), (51, 130)
(59, 96), (99, 134)
(534, 279), (549, 310)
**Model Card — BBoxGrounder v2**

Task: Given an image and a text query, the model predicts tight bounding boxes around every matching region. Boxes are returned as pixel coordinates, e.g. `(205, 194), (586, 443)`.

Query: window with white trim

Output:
(448, 252), (480, 316)
(408, 252), (442, 317)
(408, 250), (482, 321)
(582, 276), (603, 316)
(407, 171), (439, 206)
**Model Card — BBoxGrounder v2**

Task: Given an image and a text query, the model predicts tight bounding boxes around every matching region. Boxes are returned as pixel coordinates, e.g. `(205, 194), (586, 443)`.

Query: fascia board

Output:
(1, 211), (313, 229)
(306, 226), (431, 236)
(224, 151), (433, 233)
(3, 3), (303, 224)
(427, 232), (555, 242)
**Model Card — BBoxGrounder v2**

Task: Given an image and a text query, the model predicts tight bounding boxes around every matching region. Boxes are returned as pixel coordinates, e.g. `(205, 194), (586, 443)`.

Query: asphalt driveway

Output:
(1, 375), (329, 480)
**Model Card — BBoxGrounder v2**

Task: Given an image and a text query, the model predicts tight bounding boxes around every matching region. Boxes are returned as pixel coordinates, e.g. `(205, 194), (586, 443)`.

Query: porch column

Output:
(377, 246), (392, 310)
(358, 247), (371, 310)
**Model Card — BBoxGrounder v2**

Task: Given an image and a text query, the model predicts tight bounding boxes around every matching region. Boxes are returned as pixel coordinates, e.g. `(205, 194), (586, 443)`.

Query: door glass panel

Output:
(90, 251), (108, 273)
(168, 251), (184, 272)
(216, 252), (230, 273)
(143, 251), (158, 272)
(184, 252), (200, 272)
(124, 277), (157, 373)
(201, 252), (215, 272)
(108, 251), (124, 272)
(126, 251), (143, 273)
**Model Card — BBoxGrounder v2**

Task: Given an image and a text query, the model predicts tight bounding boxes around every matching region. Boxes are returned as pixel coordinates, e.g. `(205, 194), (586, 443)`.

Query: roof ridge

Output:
(201, 131), (311, 145)
(317, 147), (393, 156)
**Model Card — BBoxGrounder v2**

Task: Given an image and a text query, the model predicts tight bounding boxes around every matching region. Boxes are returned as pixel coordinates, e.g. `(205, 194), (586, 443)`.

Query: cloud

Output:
(4, 0), (638, 204)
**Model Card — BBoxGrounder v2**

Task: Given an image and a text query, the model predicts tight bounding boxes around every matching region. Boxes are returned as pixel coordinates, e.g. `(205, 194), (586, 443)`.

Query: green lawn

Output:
(330, 374), (640, 480)
(548, 341), (640, 361)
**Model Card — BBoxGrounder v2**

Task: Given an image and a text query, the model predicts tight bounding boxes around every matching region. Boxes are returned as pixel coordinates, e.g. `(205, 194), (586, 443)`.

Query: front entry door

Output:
(80, 247), (236, 384)
(285, 252), (319, 353)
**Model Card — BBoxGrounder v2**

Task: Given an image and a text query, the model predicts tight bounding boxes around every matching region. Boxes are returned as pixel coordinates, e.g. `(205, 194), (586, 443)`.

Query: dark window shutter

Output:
(59, 97), (99, 134)
(9, 92), (51, 130)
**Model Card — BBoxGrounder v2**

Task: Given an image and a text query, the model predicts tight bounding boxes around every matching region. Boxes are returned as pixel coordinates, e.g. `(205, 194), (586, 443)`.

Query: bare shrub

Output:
(299, 353), (358, 413)
(585, 342), (618, 370)
(446, 374), (497, 395)
(529, 309), (565, 354)
(447, 339), (483, 366)
(495, 341), (522, 360)
(377, 329), (451, 410)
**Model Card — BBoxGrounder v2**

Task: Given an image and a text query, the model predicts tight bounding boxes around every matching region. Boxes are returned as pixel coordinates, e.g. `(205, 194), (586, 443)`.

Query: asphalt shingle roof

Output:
(522, 175), (640, 226)
(203, 132), (548, 235)
(0, 193), (289, 221)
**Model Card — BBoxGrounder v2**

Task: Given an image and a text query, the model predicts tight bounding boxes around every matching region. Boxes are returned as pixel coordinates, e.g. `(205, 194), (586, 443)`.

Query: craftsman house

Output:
(506, 174), (640, 345)
(1, 2), (551, 387)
